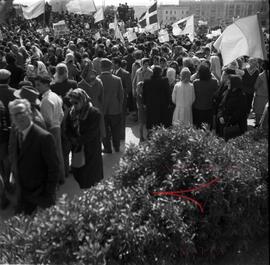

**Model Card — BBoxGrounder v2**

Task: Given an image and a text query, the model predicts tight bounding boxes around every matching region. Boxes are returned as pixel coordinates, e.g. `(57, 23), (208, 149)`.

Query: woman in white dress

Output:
(172, 67), (195, 126)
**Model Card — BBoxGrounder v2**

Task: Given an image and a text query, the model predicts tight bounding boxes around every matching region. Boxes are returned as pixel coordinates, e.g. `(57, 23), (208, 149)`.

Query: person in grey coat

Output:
(98, 59), (124, 153)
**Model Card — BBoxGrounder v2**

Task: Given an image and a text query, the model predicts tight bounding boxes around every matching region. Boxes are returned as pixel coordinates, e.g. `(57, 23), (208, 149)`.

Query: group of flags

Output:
(137, 2), (267, 66)
(0, 0), (267, 67)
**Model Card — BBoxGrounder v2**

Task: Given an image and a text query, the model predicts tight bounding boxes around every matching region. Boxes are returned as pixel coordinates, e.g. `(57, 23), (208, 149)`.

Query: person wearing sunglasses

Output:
(65, 88), (103, 189)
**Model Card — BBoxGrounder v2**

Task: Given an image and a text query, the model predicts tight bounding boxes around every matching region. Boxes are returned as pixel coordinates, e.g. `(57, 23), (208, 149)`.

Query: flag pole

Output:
(43, 0), (46, 29)
(256, 12), (269, 97)
(256, 12), (267, 60)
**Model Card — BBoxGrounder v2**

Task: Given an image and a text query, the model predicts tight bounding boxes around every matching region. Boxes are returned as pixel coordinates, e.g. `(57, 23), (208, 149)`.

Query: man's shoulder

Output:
(32, 123), (51, 137)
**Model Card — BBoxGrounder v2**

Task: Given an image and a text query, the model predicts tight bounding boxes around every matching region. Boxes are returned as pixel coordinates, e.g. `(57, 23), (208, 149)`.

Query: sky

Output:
(101, 0), (179, 5)
(13, 0), (180, 7)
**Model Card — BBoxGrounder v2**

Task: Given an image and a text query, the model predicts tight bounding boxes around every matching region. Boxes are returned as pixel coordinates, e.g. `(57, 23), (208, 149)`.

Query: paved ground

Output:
(0, 114), (140, 223)
(0, 114), (255, 223)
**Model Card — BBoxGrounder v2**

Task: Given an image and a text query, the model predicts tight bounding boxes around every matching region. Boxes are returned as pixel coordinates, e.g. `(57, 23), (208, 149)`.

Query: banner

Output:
(53, 20), (69, 36)
(66, 0), (96, 14)
(158, 29), (169, 43)
(126, 31), (137, 42)
(22, 0), (45, 20)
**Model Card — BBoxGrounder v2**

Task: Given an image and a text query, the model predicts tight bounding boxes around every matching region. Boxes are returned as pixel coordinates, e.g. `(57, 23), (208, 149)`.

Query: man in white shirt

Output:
(35, 75), (65, 184)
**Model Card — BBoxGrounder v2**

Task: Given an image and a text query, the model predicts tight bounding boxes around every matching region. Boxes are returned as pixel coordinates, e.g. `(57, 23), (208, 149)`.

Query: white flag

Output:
(94, 8), (104, 23)
(158, 29), (169, 43)
(214, 14), (267, 66)
(66, 0), (96, 14)
(22, 0), (45, 20)
(172, 15), (195, 42)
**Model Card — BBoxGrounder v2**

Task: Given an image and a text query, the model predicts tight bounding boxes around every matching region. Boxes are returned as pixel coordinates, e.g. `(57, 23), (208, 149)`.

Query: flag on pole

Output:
(158, 29), (169, 43)
(114, 16), (125, 43)
(66, 0), (96, 14)
(172, 15), (195, 42)
(94, 8), (104, 23)
(214, 14), (267, 66)
(22, 0), (45, 20)
(138, 2), (158, 30)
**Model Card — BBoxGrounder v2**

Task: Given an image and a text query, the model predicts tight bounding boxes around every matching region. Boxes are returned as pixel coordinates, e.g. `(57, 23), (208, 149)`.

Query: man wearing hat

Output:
(0, 69), (15, 209)
(14, 86), (46, 129)
(98, 58), (124, 153)
(8, 99), (59, 215)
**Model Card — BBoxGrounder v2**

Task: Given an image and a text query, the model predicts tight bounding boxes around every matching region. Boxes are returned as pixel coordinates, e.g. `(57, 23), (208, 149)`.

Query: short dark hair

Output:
(229, 75), (242, 91)
(112, 57), (121, 67)
(198, 64), (212, 81)
(152, 65), (162, 78)
(127, 46), (134, 54)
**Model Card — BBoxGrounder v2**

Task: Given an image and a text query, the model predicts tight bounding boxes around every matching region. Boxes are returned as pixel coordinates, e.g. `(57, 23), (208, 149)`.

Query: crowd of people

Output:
(0, 11), (269, 216)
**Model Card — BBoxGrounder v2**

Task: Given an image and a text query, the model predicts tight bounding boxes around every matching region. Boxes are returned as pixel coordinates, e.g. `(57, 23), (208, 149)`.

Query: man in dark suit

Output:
(112, 57), (132, 140)
(98, 59), (124, 153)
(8, 99), (59, 215)
(0, 69), (15, 209)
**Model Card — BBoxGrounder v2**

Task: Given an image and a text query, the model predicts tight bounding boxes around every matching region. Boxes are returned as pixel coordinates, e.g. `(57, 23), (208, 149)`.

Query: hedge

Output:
(0, 126), (268, 265)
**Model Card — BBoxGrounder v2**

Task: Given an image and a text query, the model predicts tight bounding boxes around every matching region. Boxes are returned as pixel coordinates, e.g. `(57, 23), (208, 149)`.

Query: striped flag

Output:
(138, 2), (158, 29)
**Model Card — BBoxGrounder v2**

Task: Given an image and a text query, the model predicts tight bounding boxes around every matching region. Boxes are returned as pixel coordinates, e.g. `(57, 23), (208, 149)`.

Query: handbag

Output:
(223, 123), (241, 141)
(71, 145), (85, 168)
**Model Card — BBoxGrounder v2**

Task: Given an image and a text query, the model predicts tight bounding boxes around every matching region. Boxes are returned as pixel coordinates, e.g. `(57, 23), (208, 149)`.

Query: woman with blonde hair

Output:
(172, 67), (195, 126)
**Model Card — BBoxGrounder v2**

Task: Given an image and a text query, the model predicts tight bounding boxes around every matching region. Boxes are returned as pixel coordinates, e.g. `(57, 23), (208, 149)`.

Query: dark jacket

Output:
(66, 106), (103, 188)
(217, 88), (247, 125)
(10, 124), (59, 211)
(98, 73), (124, 115)
(51, 79), (78, 98)
(0, 84), (16, 126)
(193, 79), (218, 110)
(123, 54), (135, 73)
(142, 77), (171, 129)
(5, 64), (25, 89)
(115, 68), (132, 99)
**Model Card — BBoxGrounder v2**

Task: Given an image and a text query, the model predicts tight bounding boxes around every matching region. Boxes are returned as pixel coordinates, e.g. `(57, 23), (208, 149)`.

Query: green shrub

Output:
(0, 126), (268, 264)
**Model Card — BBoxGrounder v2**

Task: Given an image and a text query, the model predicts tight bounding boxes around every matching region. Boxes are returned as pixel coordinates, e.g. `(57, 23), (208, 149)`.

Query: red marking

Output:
(151, 177), (220, 213)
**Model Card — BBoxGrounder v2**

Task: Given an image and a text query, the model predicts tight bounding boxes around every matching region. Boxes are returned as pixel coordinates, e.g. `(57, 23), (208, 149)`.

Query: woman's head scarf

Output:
(68, 88), (92, 136)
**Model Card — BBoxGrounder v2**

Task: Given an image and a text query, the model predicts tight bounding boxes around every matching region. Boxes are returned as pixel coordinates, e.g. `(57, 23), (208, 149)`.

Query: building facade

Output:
(158, 0), (269, 28)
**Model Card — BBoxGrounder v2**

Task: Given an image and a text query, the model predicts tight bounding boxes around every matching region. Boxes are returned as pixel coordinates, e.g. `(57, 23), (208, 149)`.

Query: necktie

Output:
(18, 132), (23, 150)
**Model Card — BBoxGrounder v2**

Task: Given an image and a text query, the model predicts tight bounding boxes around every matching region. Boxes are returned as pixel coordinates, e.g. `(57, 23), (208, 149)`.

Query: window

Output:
(166, 10), (168, 14)
(170, 10), (172, 14)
